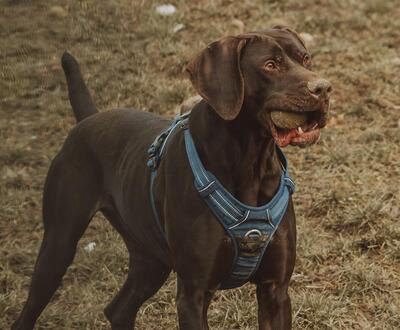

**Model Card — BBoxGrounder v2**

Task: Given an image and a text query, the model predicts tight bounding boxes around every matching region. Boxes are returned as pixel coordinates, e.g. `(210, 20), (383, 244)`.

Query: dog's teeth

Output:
(297, 127), (304, 134)
(312, 123), (318, 130)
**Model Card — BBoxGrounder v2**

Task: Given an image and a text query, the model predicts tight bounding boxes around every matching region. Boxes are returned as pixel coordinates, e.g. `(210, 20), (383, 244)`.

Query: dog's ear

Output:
(186, 37), (247, 120)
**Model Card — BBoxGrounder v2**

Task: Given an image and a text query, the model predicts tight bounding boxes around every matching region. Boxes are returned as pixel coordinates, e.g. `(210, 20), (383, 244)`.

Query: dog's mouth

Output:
(268, 110), (326, 148)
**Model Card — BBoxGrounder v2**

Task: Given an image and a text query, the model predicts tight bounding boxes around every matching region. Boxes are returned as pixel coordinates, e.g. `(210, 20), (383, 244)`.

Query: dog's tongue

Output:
(273, 126), (321, 147)
(274, 128), (298, 147)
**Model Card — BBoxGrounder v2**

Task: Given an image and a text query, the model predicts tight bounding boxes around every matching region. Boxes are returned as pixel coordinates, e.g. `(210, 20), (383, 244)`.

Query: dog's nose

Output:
(307, 79), (332, 99)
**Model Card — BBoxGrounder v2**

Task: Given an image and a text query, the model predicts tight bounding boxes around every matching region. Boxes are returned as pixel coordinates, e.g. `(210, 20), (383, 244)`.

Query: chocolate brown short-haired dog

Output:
(13, 27), (331, 330)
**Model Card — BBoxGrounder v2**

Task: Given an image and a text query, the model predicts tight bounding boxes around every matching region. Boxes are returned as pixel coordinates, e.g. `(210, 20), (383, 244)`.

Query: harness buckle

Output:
(147, 145), (156, 157)
(153, 133), (166, 148)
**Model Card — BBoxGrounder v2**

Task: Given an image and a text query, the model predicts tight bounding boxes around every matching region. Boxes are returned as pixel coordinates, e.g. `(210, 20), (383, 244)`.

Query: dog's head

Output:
(186, 27), (332, 147)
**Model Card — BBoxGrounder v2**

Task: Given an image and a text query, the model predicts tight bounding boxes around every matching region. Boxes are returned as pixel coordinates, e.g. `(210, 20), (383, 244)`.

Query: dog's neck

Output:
(188, 100), (283, 206)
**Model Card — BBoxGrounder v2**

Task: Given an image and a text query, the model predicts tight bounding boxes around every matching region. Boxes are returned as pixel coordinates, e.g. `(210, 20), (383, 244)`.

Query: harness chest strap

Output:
(147, 114), (295, 289)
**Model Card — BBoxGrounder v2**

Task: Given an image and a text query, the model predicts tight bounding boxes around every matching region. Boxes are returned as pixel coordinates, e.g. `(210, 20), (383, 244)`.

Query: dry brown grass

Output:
(1, 0), (399, 329)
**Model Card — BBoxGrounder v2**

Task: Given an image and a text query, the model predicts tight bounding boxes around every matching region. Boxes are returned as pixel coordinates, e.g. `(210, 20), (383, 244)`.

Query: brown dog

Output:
(13, 27), (331, 330)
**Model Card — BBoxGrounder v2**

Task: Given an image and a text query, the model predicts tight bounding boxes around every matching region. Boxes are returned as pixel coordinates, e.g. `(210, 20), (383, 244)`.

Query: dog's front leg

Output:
(176, 277), (214, 330)
(256, 281), (292, 330)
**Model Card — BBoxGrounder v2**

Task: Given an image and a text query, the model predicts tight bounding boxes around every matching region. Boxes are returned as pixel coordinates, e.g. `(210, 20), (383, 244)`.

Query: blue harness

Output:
(147, 113), (295, 289)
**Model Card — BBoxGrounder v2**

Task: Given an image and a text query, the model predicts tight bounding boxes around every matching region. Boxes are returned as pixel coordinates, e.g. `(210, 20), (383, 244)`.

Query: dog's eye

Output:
(303, 54), (311, 67)
(264, 60), (278, 71)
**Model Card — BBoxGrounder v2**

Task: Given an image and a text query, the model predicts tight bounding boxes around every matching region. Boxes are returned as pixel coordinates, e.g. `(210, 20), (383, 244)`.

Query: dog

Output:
(12, 26), (331, 330)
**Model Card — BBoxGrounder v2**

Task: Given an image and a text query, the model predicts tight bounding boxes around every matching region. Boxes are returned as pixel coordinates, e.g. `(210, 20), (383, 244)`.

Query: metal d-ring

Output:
(244, 229), (262, 239)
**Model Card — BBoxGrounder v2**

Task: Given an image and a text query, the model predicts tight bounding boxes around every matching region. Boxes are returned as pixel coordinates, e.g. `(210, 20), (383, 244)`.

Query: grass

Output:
(1, 0), (399, 329)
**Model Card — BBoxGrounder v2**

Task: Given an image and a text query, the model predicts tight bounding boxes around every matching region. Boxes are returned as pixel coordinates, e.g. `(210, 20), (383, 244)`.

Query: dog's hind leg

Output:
(12, 151), (102, 330)
(104, 248), (171, 330)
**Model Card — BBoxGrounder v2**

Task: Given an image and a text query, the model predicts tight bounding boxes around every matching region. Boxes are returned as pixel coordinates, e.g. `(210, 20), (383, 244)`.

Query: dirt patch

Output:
(1, 0), (399, 329)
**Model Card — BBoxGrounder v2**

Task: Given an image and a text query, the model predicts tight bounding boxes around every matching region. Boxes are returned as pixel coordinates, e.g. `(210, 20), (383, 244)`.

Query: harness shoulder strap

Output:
(184, 129), (211, 188)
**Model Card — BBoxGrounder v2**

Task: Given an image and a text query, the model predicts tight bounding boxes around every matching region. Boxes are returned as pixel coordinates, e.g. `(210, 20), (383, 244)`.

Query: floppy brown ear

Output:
(186, 37), (247, 120)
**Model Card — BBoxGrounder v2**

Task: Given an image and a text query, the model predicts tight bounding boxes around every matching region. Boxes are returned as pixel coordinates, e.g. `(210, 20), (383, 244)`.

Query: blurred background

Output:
(1, 0), (399, 329)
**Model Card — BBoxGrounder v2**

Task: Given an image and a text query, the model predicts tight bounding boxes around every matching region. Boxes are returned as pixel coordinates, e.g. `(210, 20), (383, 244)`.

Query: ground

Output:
(1, 0), (399, 329)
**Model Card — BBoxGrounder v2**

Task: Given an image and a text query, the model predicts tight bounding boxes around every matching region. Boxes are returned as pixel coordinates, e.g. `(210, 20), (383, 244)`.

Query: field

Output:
(1, 0), (399, 329)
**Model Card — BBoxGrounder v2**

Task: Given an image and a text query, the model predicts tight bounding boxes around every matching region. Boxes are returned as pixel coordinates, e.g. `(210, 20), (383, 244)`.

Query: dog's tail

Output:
(61, 51), (98, 122)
